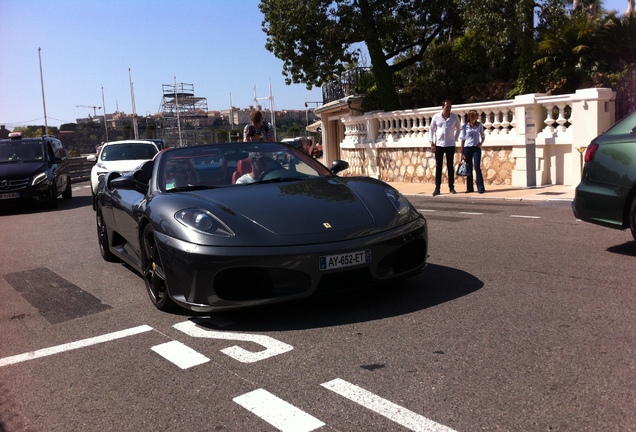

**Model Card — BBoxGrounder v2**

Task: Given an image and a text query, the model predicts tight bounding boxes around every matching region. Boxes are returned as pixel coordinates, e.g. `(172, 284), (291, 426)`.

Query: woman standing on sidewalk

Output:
(460, 110), (486, 193)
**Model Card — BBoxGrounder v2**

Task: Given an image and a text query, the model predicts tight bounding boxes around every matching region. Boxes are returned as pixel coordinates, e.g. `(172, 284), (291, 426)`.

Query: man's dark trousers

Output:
(434, 146), (456, 190)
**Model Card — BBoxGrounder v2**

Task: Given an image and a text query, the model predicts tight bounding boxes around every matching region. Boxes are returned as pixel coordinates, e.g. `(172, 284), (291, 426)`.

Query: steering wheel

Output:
(259, 167), (278, 181)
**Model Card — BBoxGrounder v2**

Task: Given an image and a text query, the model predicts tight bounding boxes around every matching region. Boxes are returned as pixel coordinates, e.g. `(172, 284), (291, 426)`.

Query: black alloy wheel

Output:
(142, 224), (176, 312)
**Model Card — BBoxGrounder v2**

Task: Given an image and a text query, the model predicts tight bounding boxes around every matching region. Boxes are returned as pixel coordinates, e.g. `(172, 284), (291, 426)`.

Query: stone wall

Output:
(341, 147), (515, 186)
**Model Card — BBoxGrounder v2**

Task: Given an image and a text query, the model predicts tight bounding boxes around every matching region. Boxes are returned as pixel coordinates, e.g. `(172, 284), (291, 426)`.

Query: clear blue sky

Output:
(0, 0), (630, 130)
(0, 0), (325, 129)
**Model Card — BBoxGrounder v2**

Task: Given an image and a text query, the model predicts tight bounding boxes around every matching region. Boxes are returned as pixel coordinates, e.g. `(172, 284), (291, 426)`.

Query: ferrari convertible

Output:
(94, 142), (428, 312)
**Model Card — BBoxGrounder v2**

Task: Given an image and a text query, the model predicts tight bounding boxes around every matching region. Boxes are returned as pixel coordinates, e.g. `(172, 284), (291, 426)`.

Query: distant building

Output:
(0, 125), (10, 139)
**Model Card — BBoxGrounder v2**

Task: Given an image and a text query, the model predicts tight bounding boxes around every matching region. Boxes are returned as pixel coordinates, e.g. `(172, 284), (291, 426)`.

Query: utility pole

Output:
(38, 48), (48, 135)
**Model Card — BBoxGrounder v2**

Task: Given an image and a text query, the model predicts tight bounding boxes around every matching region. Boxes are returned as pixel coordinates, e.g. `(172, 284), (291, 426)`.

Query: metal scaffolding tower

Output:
(159, 83), (209, 145)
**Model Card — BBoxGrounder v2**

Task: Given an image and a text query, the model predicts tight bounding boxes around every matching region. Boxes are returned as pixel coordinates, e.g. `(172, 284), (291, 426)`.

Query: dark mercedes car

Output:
(95, 142), (428, 312)
(572, 110), (636, 241)
(0, 132), (72, 208)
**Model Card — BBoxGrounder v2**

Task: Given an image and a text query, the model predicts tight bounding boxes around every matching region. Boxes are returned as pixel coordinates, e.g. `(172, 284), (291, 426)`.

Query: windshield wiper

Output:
(166, 184), (217, 192)
(253, 177), (305, 185)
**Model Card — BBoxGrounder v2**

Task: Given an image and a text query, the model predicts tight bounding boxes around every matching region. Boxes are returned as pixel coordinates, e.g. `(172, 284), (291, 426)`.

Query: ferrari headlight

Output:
(175, 208), (234, 237)
(385, 188), (411, 215)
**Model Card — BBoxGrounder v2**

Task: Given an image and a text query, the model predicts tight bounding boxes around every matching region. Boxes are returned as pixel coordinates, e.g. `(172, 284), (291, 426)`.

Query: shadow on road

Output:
(195, 264), (482, 332)
(607, 241), (636, 257)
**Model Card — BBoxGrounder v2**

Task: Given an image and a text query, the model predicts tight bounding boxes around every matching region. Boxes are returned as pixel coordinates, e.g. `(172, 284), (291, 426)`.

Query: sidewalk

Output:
(390, 182), (575, 202)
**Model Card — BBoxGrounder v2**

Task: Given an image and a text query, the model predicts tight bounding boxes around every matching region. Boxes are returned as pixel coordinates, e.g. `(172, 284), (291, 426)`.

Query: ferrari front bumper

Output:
(154, 217), (428, 311)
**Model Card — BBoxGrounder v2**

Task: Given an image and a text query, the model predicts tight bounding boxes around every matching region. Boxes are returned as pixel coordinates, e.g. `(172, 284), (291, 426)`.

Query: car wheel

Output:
(96, 207), (117, 262)
(62, 177), (72, 199)
(630, 196), (636, 242)
(141, 224), (176, 312)
(47, 184), (58, 208)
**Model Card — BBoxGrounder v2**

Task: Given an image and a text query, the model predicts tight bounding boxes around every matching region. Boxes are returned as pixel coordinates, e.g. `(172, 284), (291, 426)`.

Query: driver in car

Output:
(235, 156), (270, 184)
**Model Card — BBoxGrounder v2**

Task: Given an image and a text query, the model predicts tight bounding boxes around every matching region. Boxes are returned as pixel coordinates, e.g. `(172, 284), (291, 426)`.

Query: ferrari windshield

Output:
(159, 142), (333, 191)
(100, 143), (158, 161)
(0, 141), (44, 163)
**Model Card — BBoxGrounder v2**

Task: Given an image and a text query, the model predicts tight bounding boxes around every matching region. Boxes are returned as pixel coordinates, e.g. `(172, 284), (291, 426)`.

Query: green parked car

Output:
(572, 110), (636, 241)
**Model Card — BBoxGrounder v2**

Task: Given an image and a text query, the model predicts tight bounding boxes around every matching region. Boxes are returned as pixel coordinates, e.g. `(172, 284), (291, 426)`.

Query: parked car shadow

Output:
(607, 241), (636, 257)
(0, 195), (93, 215)
(192, 264), (483, 332)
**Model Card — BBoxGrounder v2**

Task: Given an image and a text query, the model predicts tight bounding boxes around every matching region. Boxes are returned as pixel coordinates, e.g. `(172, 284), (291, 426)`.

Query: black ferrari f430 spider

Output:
(95, 142), (428, 312)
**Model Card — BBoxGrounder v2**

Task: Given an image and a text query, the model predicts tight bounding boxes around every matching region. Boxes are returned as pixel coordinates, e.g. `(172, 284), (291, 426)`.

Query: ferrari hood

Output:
(191, 178), (376, 236)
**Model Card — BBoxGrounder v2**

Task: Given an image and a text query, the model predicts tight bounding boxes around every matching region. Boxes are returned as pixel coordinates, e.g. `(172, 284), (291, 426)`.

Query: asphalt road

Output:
(0, 182), (634, 432)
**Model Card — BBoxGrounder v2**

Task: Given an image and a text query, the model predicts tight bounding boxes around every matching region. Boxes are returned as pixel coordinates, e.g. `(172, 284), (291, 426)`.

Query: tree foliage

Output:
(259, 0), (462, 111)
(260, 0), (636, 117)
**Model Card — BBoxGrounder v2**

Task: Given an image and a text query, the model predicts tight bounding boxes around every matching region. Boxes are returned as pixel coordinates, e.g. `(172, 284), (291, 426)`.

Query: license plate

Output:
(0, 192), (19, 200)
(319, 250), (371, 271)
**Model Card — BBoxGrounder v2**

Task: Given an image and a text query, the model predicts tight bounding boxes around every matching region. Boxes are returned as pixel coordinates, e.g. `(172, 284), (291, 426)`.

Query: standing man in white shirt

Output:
(429, 100), (461, 196)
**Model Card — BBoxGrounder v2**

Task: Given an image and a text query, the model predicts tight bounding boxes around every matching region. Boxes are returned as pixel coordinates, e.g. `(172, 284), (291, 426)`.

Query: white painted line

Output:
(510, 215), (541, 219)
(151, 341), (210, 369)
(458, 212), (483, 215)
(417, 209), (436, 212)
(0, 325), (153, 367)
(234, 388), (325, 432)
(321, 378), (457, 432)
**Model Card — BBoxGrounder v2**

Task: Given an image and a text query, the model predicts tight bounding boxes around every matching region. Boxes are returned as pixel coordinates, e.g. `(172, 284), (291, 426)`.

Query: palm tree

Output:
(534, 12), (599, 93)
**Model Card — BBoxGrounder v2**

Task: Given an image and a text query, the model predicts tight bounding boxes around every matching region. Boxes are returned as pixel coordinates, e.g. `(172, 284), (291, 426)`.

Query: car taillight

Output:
(584, 143), (599, 163)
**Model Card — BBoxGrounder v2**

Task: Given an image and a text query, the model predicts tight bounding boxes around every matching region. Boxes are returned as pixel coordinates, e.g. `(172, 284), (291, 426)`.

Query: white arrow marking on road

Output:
(321, 378), (458, 432)
(234, 389), (325, 432)
(0, 325), (153, 367)
(173, 320), (293, 363)
(151, 340), (210, 369)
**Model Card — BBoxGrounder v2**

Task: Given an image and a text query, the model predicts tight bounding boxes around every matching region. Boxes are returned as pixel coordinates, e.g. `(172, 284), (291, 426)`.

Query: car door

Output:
(111, 173), (150, 268)
(47, 139), (69, 195)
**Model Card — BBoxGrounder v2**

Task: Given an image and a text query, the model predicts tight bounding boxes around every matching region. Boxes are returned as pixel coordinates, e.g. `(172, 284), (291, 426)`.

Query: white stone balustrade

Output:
(338, 88), (616, 187)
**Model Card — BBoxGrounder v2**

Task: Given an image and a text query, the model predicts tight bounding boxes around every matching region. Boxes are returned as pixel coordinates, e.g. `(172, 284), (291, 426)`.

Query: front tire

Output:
(141, 224), (176, 312)
(96, 208), (117, 262)
(62, 177), (72, 199)
(47, 184), (58, 208)
(629, 196), (636, 242)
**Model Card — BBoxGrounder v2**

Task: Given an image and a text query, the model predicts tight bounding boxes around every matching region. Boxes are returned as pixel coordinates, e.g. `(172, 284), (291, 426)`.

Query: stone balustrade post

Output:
(569, 88), (616, 184)
(511, 94), (546, 187)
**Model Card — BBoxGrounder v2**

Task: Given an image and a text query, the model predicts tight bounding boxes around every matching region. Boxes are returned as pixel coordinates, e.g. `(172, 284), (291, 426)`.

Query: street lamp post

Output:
(38, 48), (49, 135)
(576, 146), (587, 176)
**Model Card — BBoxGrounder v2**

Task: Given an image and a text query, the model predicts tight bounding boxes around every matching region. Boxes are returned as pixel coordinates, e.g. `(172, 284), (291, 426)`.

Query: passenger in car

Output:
(235, 156), (269, 184)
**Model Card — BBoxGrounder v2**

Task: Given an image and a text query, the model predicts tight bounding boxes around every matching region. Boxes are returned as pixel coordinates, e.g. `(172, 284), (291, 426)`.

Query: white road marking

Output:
(458, 212), (483, 215)
(417, 209), (436, 212)
(151, 340), (210, 369)
(0, 325), (153, 367)
(234, 389), (325, 432)
(321, 378), (457, 432)
(510, 215), (541, 219)
(173, 320), (293, 363)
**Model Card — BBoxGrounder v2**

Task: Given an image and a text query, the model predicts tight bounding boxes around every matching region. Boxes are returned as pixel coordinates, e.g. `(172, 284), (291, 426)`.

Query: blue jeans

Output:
(434, 146), (456, 190)
(463, 146), (485, 192)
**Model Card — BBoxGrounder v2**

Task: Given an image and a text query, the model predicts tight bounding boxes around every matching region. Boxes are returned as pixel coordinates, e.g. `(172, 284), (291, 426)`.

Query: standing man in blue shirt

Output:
(429, 100), (461, 196)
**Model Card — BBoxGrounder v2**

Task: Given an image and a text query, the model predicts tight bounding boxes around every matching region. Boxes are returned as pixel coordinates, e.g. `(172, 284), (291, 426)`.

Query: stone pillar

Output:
(569, 88), (616, 184)
(512, 94), (546, 187)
